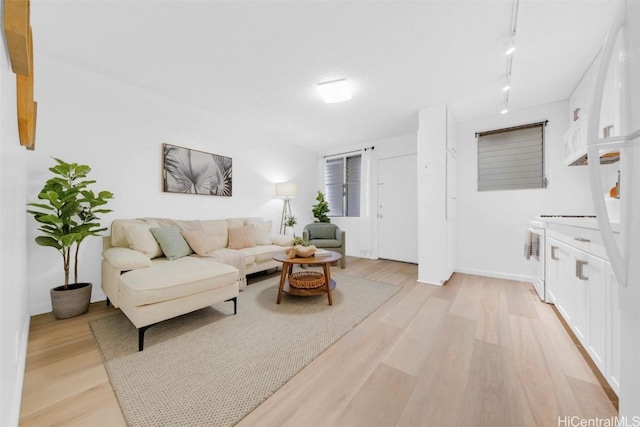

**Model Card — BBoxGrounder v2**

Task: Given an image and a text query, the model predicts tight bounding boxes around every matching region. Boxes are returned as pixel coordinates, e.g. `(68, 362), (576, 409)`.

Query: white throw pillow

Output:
(122, 223), (164, 259)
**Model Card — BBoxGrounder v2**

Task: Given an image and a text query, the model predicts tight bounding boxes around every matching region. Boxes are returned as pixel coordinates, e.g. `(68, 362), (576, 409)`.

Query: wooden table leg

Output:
(277, 262), (289, 304)
(322, 263), (333, 305)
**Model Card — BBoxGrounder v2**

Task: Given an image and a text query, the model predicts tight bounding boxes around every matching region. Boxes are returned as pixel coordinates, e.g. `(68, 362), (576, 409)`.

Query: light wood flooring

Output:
(20, 257), (617, 426)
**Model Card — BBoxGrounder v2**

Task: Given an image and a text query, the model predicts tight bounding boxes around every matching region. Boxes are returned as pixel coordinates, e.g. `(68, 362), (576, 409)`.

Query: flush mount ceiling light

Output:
(317, 78), (352, 104)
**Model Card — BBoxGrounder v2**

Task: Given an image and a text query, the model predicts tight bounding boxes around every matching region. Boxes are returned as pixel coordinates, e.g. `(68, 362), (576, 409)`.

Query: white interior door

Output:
(377, 154), (418, 263)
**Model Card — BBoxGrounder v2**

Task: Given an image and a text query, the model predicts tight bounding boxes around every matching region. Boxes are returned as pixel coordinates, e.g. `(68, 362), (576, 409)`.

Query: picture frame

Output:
(162, 143), (233, 196)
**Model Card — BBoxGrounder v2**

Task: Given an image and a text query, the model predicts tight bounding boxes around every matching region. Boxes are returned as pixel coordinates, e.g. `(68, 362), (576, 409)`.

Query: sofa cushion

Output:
(247, 244), (288, 264)
(214, 247), (255, 266)
(308, 223), (337, 240)
(200, 220), (229, 249)
(226, 218), (245, 229)
(122, 221), (164, 259)
(254, 220), (272, 245)
(118, 257), (238, 306)
(271, 234), (293, 246)
(308, 238), (342, 248)
(174, 219), (203, 231)
(103, 247), (152, 270)
(150, 226), (193, 260)
(228, 225), (256, 249)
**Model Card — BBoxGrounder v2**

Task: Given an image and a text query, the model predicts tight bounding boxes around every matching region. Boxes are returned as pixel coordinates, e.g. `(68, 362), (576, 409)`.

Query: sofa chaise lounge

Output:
(101, 217), (291, 350)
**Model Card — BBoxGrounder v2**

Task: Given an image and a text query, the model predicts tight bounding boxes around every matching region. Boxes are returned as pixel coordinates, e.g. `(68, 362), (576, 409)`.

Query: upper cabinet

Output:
(565, 32), (623, 166)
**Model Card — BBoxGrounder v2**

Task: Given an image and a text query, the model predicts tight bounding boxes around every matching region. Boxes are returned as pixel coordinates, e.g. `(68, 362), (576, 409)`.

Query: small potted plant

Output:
(284, 215), (297, 236)
(27, 158), (114, 319)
(312, 191), (330, 223)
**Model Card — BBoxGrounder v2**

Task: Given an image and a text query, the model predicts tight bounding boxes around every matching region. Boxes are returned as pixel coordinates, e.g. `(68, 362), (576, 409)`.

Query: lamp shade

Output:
(275, 182), (297, 198)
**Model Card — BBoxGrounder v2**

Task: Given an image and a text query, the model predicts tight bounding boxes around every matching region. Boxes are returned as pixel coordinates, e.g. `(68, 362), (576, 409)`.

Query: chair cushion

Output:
(308, 238), (341, 248)
(119, 257), (238, 306)
(308, 223), (336, 239)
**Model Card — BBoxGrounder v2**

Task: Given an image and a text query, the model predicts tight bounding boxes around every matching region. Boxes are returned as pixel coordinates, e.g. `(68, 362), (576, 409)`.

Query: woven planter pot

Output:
(50, 282), (92, 319)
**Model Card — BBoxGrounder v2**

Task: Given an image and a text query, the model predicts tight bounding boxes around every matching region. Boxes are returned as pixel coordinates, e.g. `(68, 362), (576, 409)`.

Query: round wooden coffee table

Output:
(273, 251), (342, 305)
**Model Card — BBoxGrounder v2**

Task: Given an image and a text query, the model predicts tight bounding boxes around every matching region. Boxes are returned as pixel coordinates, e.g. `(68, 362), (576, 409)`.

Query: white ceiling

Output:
(31, 0), (619, 151)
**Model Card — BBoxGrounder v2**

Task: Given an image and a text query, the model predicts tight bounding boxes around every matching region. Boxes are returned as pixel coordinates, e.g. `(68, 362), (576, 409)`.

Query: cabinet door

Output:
(555, 240), (576, 324)
(607, 263), (621, 393)
(582, 254), (607, 373)
(546, 237), (564, 304)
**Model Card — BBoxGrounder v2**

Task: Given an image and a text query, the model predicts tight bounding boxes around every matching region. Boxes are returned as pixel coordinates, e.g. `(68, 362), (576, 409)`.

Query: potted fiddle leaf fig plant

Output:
(27, 158), (114, 319)
(312, 191), (331, 223)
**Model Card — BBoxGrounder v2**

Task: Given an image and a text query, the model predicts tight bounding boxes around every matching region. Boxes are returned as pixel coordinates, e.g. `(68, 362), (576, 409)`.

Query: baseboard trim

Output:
(10, 314), (30, 427)
(29, 290), (107, 316)
(453, 268), (534, 283)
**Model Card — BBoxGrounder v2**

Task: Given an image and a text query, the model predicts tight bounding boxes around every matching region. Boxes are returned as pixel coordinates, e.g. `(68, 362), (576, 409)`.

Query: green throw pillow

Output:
(150, 226), (193, 261)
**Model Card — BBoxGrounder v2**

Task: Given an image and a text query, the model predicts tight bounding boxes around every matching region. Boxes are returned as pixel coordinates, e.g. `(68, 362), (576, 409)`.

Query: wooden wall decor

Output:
(3, 0), (37, 150)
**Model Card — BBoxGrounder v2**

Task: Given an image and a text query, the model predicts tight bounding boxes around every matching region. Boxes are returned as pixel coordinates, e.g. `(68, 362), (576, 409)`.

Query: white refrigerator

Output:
(587, 0), (640, 417)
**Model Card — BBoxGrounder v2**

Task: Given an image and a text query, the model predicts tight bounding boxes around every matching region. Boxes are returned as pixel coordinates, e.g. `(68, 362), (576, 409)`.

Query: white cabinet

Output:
(546, 222), (620, 393)
(546, 237), (569, 308)
(568, 30), (622, 138)
(583, 253), (608, 372)
(607, 264), (621, 393)
(599, 30), (623, 139)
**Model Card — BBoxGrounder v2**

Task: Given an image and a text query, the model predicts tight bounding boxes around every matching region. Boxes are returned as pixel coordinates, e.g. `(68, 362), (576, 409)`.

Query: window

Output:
(477, 121), (547, 191)
(325, 154), (361, 217)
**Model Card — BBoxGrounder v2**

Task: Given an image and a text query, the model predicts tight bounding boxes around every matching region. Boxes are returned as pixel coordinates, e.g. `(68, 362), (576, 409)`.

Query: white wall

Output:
(456, 100), (618, 280)
(0, 24), (31, 427)
(323, 133), (416, 259)
(26, 54), (318, 314)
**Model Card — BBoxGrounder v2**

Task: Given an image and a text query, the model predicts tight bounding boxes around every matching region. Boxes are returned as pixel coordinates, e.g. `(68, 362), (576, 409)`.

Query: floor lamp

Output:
(276, 182), (297, 234)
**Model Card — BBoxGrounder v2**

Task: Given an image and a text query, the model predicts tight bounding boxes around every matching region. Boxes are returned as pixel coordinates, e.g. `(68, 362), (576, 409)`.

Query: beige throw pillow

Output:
(228, 225), (256, 249)
(122, 223), (164, 259)
(181, 230), (221, 256)
(255, 220), (272, 245)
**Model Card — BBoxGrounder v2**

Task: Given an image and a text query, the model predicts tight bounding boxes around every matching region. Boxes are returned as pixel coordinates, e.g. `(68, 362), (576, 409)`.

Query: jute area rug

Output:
(90, 272), (400, 427)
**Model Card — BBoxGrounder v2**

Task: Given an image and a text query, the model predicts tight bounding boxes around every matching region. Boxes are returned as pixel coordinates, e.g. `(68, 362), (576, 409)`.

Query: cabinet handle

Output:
(603, 125), (614, 138)
(576, 260), (589, 280)
(574, 237), (591, 243)
(550, 246), (559, 260)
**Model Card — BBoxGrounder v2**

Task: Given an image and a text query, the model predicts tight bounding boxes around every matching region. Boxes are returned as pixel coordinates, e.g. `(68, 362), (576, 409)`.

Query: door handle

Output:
(574, 237), (591, 243)
(576, 260), (589, 281)
(550, 246), (559, 260)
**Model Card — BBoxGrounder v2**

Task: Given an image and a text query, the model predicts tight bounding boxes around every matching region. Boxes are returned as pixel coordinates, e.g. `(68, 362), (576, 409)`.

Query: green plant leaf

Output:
(35, 236), (62, 250)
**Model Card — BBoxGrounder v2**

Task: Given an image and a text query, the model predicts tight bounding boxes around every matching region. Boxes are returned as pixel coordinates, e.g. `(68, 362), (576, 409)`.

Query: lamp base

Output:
(280, 198), (292, 234)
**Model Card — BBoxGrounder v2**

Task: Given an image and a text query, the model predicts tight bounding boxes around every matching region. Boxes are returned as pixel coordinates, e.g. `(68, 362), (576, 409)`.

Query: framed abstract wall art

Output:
(162, 143), (233, 196)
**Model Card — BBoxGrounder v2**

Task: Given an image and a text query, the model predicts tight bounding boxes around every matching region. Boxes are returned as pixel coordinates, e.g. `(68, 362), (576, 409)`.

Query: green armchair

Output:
(303, 223), (346, 268)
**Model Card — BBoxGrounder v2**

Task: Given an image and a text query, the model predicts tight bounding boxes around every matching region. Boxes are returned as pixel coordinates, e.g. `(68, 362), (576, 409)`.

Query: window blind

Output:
(345, 155), (361, 217)
(477, 122), (547, 191)
(324, 154), (362, 217)
(325, 157), (344, 216)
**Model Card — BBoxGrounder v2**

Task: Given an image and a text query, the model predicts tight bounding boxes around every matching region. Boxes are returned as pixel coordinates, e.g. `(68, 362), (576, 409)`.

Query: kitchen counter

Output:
(535, 216), (621, 233)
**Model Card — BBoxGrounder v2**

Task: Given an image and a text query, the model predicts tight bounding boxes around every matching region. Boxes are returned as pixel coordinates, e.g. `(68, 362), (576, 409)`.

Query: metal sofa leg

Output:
(225, 297), (237, 315)
(138, 324), (154, 352)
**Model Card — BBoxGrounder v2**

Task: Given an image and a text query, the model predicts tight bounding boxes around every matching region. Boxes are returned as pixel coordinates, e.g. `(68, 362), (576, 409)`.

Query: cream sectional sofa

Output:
(101, 217), (291, 350)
